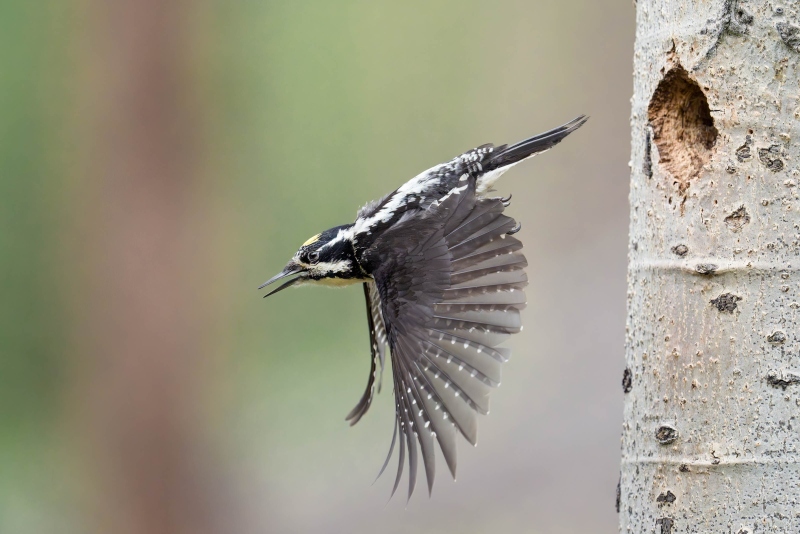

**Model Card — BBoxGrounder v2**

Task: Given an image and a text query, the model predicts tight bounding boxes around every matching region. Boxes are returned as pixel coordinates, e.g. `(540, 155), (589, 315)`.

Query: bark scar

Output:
(711, 293), (741, 312)
(766, 369), (800, 390)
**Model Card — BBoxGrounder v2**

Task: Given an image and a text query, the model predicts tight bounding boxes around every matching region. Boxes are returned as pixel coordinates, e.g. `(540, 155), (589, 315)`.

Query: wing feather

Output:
(418, 339), (493, 414)
(361, 175), (527, 498)
(452, 238), (523, 269)
(424, 337), (503, 387)
(448, 218), (516, 256)
(433, 309), (521, 330)
(391, 414), (406, 499)
(345, 282), (388, 426)
(398, 383), (418, 501)
(402, 358), (437, 495)
(375, 418), (398, 480)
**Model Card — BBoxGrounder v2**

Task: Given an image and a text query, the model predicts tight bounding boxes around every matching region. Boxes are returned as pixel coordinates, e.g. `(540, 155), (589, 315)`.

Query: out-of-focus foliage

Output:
(0, 2), (75, 533)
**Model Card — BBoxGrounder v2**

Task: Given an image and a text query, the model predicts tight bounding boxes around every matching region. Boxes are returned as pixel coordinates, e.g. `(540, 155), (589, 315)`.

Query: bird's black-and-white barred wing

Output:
(365, 176), (527, 499)
(350, 116), (587, 246)
(345, 282), (388, 426)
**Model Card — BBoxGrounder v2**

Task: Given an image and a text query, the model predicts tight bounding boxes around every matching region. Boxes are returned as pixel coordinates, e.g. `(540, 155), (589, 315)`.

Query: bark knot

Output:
(695, 263), (718, 275)
(766, 369), (800, 390)
(656, 517), (675, 534)
(767, 331), (786, 345)
(725, 0), (754, 35)
(776, 22), (800, 52)
(735, 135), (753, 162)
(711, 293), (741, 312)
(724, 206), (750, 232)
(622, 368), (632, 393)
(758, 145), (784, 172)
(655, 425), (678, 445)
(671, 244), (688, 257)
(656, 490), (676, 504)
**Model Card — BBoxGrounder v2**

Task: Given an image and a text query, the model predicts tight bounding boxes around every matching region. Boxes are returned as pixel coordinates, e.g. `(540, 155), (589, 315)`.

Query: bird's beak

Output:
(259, 262), (307, 298)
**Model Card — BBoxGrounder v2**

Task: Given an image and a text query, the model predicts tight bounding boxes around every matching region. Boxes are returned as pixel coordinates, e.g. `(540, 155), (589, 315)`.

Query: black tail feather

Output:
(487, 115), (588, 170)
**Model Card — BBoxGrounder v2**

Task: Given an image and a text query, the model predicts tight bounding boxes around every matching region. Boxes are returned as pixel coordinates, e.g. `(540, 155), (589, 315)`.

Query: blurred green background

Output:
(0, 1), (633, 533)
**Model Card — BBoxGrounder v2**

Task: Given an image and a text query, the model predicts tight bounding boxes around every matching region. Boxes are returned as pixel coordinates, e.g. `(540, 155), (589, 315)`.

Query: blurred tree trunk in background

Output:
(623, 0), (799, 532)
(73, 2), (219, 533)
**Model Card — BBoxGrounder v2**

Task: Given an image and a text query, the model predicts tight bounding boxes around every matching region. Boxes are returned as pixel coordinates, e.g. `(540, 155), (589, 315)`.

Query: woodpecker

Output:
(260, 116), (587, 499)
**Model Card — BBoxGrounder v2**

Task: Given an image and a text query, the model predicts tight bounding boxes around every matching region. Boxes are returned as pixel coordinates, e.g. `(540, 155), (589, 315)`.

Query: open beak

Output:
(258, 262), (307, 298)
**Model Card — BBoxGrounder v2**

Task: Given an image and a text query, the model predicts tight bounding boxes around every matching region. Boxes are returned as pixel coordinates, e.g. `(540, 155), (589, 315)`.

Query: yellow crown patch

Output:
(302, 233), (321, 247)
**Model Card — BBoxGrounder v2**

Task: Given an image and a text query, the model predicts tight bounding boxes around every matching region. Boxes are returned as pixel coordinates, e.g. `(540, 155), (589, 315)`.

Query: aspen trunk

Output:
(622, 1), (800, 532)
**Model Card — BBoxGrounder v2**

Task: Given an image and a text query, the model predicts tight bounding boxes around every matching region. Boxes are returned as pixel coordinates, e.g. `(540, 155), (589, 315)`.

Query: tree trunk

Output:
(622, 1), (800, 532)
(73, 2), (219, 533)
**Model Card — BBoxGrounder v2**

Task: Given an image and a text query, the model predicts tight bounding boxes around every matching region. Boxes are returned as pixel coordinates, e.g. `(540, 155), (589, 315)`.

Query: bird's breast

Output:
(312, 276), (366, 288)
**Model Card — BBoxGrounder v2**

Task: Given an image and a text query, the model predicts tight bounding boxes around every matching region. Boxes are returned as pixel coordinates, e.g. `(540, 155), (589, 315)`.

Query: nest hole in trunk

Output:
(647, 66), (718, 194)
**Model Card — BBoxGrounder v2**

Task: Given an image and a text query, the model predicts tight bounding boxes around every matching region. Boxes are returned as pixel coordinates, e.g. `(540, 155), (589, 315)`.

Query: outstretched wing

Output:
(364, 176), (527, 500)
(345, 282), (388, 426)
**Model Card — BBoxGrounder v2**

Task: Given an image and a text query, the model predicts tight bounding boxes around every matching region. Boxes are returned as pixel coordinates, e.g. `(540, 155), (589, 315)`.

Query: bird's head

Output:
(259, 224), (364, 297)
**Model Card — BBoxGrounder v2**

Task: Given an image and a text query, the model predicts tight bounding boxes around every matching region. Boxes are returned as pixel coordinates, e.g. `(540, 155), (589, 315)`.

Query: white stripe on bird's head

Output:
(307, 259), (362, 287)
(313, 259), (352, 274)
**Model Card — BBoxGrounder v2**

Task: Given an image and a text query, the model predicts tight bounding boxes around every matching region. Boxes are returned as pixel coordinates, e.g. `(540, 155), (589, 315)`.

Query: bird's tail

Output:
(486, 115), (588, 172)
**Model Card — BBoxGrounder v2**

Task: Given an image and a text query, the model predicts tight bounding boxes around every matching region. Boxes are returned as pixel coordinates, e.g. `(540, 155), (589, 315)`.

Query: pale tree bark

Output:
(622, 1), (800, 533)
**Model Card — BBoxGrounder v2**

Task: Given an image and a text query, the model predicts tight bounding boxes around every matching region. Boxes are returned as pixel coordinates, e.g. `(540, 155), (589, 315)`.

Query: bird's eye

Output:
(308, 251), (320, 264)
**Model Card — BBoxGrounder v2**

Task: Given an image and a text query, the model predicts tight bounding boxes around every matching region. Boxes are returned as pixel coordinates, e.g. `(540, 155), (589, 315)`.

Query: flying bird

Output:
(260, 116), (588, 500)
